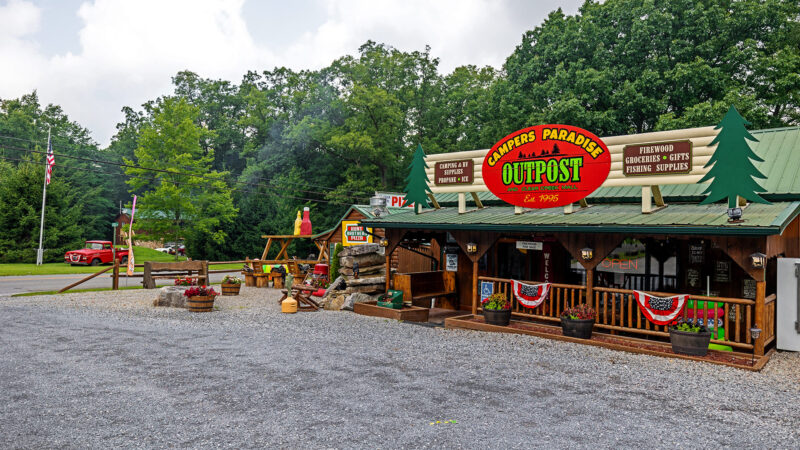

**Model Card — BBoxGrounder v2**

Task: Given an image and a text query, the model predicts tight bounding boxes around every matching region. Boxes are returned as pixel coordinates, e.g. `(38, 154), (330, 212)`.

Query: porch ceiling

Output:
(361, 201), (800, 236)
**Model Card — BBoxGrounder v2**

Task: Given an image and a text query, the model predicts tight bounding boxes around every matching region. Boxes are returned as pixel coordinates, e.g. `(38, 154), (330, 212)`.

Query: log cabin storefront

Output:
(361, 123), (800, 370)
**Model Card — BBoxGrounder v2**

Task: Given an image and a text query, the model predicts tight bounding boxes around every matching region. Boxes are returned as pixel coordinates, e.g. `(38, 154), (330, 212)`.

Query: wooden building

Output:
(361, 126), (800, 367)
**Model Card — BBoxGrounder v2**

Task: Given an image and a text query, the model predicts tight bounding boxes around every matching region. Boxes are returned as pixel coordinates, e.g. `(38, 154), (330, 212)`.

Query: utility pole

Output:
(36, 127), (51, 265)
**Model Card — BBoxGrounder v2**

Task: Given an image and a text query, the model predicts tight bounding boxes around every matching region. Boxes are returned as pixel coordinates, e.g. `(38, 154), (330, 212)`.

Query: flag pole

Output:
(36, 127), (51, 265)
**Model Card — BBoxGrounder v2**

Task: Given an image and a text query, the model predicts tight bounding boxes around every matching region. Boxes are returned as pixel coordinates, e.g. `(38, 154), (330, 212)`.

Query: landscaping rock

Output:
(341, 292), (372, 311)
(323, 276), (346, 297)
(339, 264), (385, 276)
(344, 284), (384, 294)
(323, 294), (347, 311)
(339, 243), (381, 257)
(152, 286), (190, 308)
(345, 276), (385, 286)
(340, 253), (385, 268)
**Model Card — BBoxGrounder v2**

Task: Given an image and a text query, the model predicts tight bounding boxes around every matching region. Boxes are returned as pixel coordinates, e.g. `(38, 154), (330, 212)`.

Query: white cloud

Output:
(0, 0), (579, 146)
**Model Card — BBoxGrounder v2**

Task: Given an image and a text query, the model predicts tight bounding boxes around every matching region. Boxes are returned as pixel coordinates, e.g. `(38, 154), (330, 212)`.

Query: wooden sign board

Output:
(341, 221), (373, 247)
(623, 140), (692, 176)
(435, 160), (474, 185)
(516, 241), (543, 251)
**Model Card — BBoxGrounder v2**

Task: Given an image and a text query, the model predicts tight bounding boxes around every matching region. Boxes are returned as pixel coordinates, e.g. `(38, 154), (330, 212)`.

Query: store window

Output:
(572, 238), (678, 291)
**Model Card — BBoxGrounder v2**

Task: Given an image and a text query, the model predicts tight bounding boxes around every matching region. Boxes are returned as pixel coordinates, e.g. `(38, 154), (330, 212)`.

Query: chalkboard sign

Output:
(714, 261), (730, 282)
(687, 268), (701, 288)
(742, 279), (756, 299)
(690, 244), (704, 264)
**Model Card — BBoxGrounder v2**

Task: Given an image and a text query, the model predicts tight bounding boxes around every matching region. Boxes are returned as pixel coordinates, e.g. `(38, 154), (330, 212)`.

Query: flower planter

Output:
(220, 283), (241, 296)
(560, 317), (594, 339)
(187, 295), (216, 312)
(669, 328), (712, 356)
(483, 308), (511, 326)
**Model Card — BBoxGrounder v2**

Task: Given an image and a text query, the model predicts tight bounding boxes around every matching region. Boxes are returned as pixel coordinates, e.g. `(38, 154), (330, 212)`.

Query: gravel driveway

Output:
(1, 287), (799, 448)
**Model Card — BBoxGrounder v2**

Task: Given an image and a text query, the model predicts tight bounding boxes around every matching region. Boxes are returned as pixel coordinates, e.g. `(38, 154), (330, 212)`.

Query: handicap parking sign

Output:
(480, 281), (494, 301)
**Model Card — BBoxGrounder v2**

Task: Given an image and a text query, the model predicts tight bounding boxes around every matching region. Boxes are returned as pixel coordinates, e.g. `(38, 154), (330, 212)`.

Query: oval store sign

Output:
(482, 125), (611, 209)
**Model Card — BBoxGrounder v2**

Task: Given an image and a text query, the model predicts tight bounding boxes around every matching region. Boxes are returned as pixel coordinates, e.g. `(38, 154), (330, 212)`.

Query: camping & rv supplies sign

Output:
(482, 125), (611, 208)
(434, 160), (474, 185)
(341, 221), (373, 246)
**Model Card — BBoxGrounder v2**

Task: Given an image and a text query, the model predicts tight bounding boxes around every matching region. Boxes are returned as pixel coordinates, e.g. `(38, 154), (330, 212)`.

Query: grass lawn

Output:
(0, 246), (189, 277)
(11, 285), (152, 297)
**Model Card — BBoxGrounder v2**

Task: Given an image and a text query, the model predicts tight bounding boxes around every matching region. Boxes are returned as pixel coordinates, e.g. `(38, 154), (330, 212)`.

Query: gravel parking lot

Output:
(1, 287), (799, 448)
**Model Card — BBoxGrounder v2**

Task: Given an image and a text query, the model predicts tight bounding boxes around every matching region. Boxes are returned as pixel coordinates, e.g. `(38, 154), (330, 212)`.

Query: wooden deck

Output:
(445, 314), (773, 371)
(353, 301), (430, 322)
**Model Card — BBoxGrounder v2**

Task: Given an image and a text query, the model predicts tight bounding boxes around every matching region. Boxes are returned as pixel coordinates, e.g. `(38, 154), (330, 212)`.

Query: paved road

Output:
(1, 289), (799, 448)
(0, 272), (230, 296)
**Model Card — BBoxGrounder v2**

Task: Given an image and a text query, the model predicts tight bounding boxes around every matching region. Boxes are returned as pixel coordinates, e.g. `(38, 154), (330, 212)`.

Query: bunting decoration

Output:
(511, 280), (551, 309)
(633, 291), (688, 325)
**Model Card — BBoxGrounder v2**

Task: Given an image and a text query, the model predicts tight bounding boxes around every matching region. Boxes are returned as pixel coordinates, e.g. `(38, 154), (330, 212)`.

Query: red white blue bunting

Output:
(633, 291), (688, 325)
(511, 280), (551, 309)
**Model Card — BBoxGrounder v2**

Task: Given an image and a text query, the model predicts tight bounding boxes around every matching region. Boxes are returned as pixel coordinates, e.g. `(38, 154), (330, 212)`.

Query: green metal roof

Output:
(361, 201), (800, 236)
(433, 126), (800, 205)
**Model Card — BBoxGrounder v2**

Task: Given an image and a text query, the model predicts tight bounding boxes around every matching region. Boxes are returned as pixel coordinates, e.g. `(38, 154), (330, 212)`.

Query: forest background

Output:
(1, 0), (798, 262)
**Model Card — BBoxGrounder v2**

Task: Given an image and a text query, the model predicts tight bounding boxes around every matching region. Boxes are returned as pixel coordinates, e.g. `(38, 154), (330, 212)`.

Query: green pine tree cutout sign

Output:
(699, 106), (769, 208)
(403, 144), (432, 214)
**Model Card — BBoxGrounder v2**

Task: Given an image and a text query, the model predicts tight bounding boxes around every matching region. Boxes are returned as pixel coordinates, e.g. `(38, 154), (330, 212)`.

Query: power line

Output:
(1, 143), (370, 203)
(0, 154), (359, 206)
(0, 133), (378, 196)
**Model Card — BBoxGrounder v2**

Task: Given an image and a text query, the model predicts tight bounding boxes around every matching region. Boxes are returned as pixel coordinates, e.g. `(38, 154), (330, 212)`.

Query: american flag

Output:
(45, 139), (55, 185)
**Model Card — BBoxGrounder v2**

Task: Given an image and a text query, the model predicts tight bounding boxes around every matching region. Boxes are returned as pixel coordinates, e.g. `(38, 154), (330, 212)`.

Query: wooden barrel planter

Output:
(669, 328), (712, 356)
(560, 318), (595, 339)
(220, 283), (241, 296)
(187, 295), (216, 312)
(483, 309), (511, 326)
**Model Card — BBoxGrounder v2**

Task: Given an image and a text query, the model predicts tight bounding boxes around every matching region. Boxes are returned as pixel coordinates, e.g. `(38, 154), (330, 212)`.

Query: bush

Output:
(330, 243), (343, 280)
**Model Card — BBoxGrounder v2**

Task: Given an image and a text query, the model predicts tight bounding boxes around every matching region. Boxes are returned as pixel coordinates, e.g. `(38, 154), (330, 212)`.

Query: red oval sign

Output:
(482, 125), (611, 208)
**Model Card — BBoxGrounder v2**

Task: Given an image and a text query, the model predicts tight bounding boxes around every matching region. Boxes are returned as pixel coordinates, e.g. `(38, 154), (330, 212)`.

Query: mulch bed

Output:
(461, 316), (759, 368)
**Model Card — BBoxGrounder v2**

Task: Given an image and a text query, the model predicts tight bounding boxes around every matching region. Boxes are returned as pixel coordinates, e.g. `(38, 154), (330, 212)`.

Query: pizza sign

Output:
(482, 125), (611, 208)
(341, 221), (373, 247)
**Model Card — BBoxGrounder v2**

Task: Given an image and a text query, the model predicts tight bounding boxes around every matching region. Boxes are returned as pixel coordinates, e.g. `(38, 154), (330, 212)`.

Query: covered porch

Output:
(364, 201), (800, 369)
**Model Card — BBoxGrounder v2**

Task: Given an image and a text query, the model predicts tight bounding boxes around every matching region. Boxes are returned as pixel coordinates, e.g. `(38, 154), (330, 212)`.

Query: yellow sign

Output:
(341, 221), (373, 246)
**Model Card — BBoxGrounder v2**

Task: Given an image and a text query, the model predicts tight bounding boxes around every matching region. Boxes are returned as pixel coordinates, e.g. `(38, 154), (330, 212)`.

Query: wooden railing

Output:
(478, 276), (766, 352)
(478, 276), (585, 324)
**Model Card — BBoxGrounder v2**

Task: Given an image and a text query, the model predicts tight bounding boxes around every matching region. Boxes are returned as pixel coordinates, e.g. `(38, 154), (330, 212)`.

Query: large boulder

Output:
(324, 294), (347, 311)
(153, 286), (190, 308)
(340, 253), (385, 268)
(339, 243), (381, 257)
(342, 292), (373, 311)
(322, 275), (346, 298)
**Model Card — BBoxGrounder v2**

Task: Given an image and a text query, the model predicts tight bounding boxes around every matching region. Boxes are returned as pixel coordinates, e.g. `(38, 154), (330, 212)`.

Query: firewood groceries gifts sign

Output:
(482, 125), (611, 208)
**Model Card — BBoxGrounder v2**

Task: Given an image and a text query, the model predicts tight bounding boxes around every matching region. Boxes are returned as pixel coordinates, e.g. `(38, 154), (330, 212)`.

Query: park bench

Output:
(393, 271), (457, 308)
(143, 260), (208, 289)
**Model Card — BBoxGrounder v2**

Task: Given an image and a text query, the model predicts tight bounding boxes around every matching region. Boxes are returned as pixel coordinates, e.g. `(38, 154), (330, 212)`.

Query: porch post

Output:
(755, 280), (766, 356)
(585, 268), (593, 304)
(472, 259), (479, 315)
(385, 252), (391, 293)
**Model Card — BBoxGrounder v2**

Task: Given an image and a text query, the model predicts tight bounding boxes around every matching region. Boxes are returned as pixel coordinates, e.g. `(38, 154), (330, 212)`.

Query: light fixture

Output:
(581, 247), (593, 261)
(466, 242), (477, 254)
(379, 238), (389, 247)
(750, 252), (766, 269)
(749, 327), (762, 365)
(727, 207), (743, 223)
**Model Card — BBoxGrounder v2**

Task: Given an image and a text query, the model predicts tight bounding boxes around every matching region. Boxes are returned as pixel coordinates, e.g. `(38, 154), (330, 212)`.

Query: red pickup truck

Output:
(64, 241), (129, 266)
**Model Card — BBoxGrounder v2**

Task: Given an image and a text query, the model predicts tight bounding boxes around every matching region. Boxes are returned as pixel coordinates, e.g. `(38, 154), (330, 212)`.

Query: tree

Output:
(402, 144), (431, 213)
(124, 97), (237, 259)
(0, 161), (83, 263)
(699, 106), (769, 208)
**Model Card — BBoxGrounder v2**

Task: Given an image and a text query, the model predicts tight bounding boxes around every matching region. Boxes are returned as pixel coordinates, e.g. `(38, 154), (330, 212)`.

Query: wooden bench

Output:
(143, 261), (208, 289)
(393, 271), (457, 308)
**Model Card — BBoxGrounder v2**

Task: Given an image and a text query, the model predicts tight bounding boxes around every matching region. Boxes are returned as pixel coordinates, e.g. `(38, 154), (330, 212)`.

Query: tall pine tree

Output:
(699, 106), (769, 208)
(403, 144), (432, 214)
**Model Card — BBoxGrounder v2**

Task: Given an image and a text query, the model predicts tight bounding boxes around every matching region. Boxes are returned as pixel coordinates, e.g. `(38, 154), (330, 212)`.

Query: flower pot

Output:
(669, 328), (712, 356)
(560, 317), (594, 339)
(187, 295), (216, 312)
(483, 308), (511, 326)
(220, 283), (241, 296)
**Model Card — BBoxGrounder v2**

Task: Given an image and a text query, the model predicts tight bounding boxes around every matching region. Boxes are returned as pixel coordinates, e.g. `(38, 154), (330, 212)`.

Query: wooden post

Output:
(385, 252), (391, 293)
(585, 268), (593, 304)
(754, 280), (766, 356)
(471, 259), (478, 316)
(143, 262), (153, 289)
(112, 258), (120, 290)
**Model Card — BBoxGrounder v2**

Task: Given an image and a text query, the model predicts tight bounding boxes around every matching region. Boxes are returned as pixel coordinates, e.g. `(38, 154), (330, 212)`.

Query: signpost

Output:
(434, 160), (473, 185)
(623, 140), (692, 176)
(482, 124), (611, 209)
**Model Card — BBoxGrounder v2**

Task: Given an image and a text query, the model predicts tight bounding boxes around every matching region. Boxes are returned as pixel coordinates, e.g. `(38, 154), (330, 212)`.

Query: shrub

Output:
(184, 286), (218, 297)
(222, 275), (242, 284)
(481, 292), (510, 311)
(561, 303), (596, 320)
(330, 243), (344, 280)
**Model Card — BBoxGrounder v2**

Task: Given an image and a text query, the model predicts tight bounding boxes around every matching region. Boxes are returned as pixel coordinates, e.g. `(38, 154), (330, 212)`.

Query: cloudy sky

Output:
(0, 0), (583, 146)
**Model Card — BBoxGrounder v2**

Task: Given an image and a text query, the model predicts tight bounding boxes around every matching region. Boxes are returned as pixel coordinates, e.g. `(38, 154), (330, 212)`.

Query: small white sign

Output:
(516, 241), (543, 251)
(445, 253), (458, 272)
